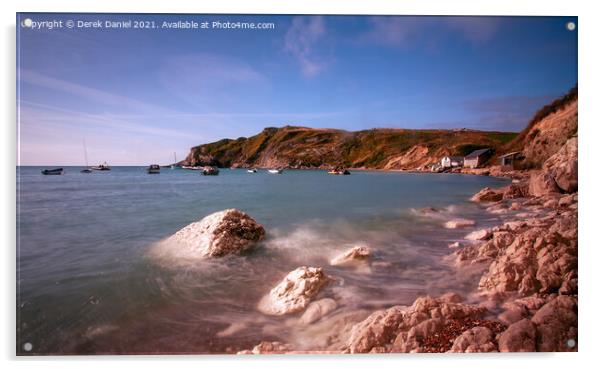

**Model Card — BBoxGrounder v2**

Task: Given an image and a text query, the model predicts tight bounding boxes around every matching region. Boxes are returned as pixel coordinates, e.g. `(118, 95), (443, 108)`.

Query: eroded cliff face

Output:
(505, 87), (577, 169)
(183, 126), (516, 170)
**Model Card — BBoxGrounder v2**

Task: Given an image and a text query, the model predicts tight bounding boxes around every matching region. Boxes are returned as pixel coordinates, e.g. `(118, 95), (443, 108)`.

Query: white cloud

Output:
(284, 16), (328, 77)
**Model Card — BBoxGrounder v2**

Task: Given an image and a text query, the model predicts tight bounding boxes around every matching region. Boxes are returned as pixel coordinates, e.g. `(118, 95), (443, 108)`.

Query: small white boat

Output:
(202, 166), (220, 176)
(91, 162), (111, 171)
(147, 164), (160, 174)
(247, 169), (257, 173)
(268, 169), (283, 174)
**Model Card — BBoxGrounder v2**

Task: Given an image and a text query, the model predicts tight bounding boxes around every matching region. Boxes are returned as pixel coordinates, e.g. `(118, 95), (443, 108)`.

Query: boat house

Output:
(499, 151), (524, 170)
(464, 148), (492, 169)
(441, 156), (464, 168)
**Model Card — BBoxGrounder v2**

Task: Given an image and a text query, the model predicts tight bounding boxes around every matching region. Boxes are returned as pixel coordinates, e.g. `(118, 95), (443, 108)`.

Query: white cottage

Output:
(441, 156), (464, 168)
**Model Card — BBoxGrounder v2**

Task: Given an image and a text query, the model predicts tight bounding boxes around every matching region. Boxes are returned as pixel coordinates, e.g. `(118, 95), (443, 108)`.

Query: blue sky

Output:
(17, 14), (577, 165)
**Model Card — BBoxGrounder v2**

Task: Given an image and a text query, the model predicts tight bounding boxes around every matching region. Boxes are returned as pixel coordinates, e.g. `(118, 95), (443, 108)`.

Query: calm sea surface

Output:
(17, 166), (509, 354)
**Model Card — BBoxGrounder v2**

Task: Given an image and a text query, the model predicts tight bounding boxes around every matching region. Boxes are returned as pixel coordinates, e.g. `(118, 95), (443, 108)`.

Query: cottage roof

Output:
(444, 156), (464, 161)
(465, 148), (491, 159)
(498, 151), (522, 158)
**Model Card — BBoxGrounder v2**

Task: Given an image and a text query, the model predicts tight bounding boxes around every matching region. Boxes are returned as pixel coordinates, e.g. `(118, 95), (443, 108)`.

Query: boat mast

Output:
(83, 139), (89, 168)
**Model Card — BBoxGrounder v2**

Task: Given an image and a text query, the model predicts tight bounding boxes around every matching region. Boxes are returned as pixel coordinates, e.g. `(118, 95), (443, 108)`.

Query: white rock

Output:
(154, 209), (265, 259)
(258, 267), (330, 316)
(330, 245), (371, 266)
(464, 229), (492, 241)
(444, 219), (476, 229)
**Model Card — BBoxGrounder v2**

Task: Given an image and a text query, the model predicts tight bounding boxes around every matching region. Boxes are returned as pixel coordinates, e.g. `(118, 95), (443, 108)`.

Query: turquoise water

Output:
(16, 167), (508, 354)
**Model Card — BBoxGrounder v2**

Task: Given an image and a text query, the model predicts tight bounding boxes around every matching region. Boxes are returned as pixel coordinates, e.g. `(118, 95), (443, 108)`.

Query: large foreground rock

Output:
(448, 327), (497, 353)
(154, 209), (265, 260)
(529, 171), (561, 197)
(258, 267), (330, 316)
(543, 137), (578, 193)
(471, 187), (503, 202)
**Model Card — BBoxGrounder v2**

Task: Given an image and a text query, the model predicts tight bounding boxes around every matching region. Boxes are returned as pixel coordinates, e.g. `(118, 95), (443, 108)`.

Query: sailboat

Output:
(81, 140), (92, 173)
(171, 152), (177, 169)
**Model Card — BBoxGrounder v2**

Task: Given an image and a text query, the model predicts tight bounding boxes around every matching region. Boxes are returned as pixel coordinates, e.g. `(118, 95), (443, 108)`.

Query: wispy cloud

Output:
(158, 52), (268, 109)
(284, 16), (328, 77)
(360, 16), (502, 49)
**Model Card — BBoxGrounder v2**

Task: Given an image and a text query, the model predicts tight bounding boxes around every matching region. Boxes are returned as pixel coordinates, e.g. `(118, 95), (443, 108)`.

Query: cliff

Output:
(183, 126), (516, 170)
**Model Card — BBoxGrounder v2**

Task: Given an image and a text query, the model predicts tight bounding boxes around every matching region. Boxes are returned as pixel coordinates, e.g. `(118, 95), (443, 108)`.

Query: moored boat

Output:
(41, 168), (64, 175)
(247, 168), (257, 173)
(202, 166), (220, 175)
(147, 164), (161, 174)
(268, 169), (283, 174)
(328, 167), (351, 175)
(91, 162), (111, 171)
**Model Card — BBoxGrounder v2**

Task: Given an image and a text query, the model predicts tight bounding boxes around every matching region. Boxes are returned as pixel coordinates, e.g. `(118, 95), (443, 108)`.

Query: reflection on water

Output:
(16, 167), (508, 354)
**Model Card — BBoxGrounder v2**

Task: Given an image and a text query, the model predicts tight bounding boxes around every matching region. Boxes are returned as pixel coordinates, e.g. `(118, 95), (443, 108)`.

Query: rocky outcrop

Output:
(330, 245), (371, 266)
(344, 295), (487, 353)
(448, 327), (497, 353)
(237, 341), (292, 355)
(471, 187), (504, 202)
(543, 137), (578, 193)
(153, 209), (265, 260)
(258, 267), (330, 316)
(529, 171), (561, 197)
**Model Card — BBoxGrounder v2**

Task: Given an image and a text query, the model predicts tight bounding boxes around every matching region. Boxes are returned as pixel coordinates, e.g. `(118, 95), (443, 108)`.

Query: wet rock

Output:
(543, 137), (578, 193)
(330, 245), (371, 266)
(444, 219), (476, 229)
(448, 326), (497, 353)
(158, 209), (265, 259)
(300, 298), (338, 325)
(464, 229), (492, 241)
(471, 187), (503, 202)
(498, 319), (537, 352)
(529, 172), (561, 197)
(258, 266), (330, 315)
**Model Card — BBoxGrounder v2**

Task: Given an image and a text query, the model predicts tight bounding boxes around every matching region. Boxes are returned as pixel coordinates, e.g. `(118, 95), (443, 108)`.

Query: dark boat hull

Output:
(42, 168), (64, 175)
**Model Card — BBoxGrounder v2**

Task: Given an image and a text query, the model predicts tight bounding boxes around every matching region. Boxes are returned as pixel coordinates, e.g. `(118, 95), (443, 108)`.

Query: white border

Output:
(2, 1), (600, 368)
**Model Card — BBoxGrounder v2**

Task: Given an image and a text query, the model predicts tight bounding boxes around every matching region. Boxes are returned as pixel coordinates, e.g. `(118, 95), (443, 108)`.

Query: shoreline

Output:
(238, 162), (577, 354)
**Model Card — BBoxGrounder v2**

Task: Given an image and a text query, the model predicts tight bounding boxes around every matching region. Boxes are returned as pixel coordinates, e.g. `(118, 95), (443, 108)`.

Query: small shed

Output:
(464, 148), (492, 169)
(499, 151), (524, 170)
(441, 156), (464, 168)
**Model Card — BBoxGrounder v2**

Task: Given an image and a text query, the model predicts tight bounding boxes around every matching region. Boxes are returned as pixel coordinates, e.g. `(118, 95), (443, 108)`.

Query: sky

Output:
(17, 14), (577, 165)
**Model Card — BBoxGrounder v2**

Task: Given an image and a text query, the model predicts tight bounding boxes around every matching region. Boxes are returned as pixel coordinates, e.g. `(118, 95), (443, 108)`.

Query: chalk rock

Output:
(330, 245), (371, 266)
(531, 295), (578, 351)
(444, 219), (476, 229)
(258, 267), (330, 316)
(160, 209), (265, 258)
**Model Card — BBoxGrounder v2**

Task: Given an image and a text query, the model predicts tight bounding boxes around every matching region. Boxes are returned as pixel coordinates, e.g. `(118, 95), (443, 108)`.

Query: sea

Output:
(16, 166), (509, 354)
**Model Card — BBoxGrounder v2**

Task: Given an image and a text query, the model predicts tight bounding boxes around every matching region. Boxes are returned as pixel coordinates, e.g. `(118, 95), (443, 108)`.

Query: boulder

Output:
(498, 319), (537, 352)
(529, 171), (561, 197)
(471, 187), (503, 202)
(300, 298), (338, 324)
(444, 219), (476, 229)
(531, 295), (578, 351)
(503, 182), (530, 199)
(330, 245), (371, 266)
(158, 209), (265, 258)
(258, 267), (330, 315)
(448, 327), (497, 353)
(543, 137), (578, 193)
